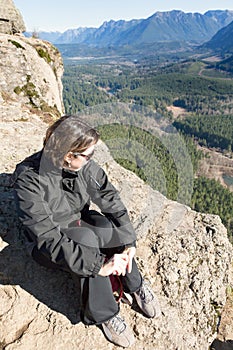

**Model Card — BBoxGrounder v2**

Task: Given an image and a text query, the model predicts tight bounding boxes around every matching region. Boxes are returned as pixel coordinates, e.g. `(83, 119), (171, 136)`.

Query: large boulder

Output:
(0, 0), (26, 34)
(0, 138), (233, 349)
(0, 33), (64, 120)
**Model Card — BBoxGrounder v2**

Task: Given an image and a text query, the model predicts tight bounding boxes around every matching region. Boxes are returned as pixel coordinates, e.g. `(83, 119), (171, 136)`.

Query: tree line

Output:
(98, 124), (233, 241)
(173, 115), (233, 151)
(62, 63), (233, 116)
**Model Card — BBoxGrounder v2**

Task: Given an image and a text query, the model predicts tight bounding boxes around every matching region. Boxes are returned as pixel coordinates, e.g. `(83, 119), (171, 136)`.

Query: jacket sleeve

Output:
(87, 162), (137, 247)
(13, 168), (105, 277)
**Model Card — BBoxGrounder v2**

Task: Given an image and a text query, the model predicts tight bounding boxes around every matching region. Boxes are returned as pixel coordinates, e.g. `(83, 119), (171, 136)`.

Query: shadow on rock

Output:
(0, 173), (81, 325)
(210, 339), (233, 350)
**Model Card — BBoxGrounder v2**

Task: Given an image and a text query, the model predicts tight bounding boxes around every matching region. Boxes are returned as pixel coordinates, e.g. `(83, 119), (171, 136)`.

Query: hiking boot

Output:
(102, 314), (135, 348)
(133, 279), (161, 318)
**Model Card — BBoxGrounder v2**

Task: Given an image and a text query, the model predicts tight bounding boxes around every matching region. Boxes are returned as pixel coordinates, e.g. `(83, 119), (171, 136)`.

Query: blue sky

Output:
(14, 0), (233, 32)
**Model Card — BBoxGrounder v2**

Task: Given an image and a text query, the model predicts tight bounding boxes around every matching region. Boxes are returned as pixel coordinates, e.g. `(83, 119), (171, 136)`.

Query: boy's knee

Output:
(64, 227), (99, 248)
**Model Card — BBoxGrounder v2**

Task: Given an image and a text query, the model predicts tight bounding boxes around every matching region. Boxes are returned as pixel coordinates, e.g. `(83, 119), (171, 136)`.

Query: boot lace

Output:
(108, 315), (126, 335)
(137, 280), (154, 304)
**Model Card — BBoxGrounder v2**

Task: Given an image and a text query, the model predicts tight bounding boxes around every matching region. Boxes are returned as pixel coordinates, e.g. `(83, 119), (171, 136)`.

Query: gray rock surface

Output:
(0, 0), (26, 34)
(0, 33), (64, 121)
(0, 31), (233, 350)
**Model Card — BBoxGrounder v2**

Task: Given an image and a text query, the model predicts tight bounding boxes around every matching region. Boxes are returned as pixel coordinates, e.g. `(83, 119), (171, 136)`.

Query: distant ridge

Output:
(202, 19), (233, 53)
(25, 10), (233, 46)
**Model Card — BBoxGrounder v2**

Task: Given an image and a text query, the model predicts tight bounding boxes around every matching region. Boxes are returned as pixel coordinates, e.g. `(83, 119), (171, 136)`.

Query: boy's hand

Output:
(98, 253), (128, 277)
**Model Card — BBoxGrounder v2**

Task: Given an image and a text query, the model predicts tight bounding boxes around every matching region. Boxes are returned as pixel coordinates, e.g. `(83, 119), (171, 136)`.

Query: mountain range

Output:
(27, 10), (233, 46)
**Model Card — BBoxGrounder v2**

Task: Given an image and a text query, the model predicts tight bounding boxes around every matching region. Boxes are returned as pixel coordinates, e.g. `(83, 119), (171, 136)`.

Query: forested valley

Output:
(62, 56), (233, 241)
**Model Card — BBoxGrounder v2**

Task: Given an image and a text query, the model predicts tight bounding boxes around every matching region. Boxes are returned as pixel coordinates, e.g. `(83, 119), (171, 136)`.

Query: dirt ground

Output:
(196, 146), (233, 192)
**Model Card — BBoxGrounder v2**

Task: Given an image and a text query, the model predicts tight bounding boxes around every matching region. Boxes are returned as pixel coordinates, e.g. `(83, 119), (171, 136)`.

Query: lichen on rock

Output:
(0, 33), (64, 117)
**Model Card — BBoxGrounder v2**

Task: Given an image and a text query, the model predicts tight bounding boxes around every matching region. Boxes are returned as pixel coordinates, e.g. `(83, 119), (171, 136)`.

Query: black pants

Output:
(32, 210), (142, 325)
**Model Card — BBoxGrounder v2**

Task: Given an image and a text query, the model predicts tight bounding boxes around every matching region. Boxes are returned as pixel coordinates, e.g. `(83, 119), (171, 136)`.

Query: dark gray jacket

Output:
(12, 150), (136, 277)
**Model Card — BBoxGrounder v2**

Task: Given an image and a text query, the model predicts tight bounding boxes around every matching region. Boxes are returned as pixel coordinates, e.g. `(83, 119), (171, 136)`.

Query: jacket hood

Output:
(11, 151), (42, 185)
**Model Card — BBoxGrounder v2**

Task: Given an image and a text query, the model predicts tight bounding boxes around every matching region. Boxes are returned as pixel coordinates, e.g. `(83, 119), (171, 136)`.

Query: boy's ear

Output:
(64, 151), (72, 162)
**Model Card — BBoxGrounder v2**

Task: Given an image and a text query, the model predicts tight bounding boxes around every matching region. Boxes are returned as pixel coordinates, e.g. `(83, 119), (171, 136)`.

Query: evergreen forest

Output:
(62, 57), (233, 241)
